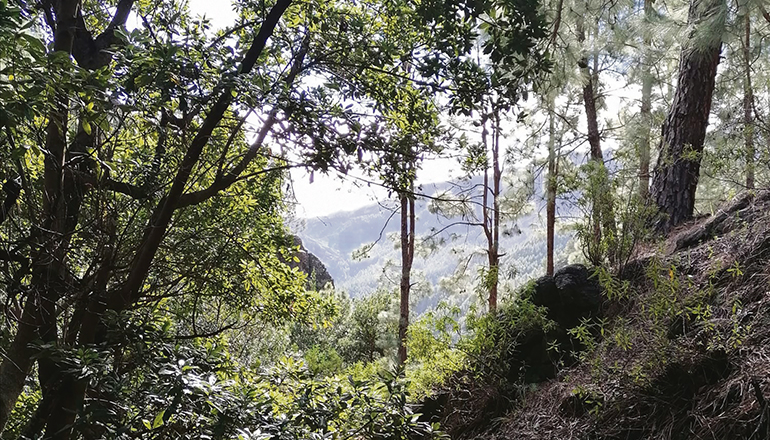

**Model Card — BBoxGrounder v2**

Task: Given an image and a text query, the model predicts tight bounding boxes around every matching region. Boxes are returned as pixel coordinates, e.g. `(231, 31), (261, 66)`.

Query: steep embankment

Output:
(431, 190), (770, 440)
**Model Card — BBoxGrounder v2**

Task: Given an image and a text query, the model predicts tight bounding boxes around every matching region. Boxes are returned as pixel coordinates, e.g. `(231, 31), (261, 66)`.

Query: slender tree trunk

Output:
(639, 0), (654, 200)
(545, 0), (564, 276)
(0, 296), (39, 431)
(397, 186), (415, 367)
(480, 114), (500, 313)
(650, 0), (725, 232)
(741, 10), (755, 190)
(488, 111), (501, 312)
(546, 98), (557, 276)
(577, 10), (615, 263)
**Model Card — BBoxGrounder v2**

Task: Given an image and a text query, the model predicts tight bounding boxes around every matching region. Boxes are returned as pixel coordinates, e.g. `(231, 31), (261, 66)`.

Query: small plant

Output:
(568, 385), (604, 416)
(568, 317), (599, 354)
(595, 266), (630, 301)
(612, 318), (633, 351)
(726, 261), (743, 278)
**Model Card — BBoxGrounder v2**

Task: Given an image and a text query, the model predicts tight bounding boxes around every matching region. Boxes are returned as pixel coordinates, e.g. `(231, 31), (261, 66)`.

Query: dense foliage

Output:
(1, 0), (770, 437)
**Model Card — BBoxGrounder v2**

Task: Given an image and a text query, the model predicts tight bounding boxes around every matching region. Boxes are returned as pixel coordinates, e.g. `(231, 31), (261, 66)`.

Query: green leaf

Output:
(82, 120), (92, 135)
(152, 410), (166, 428)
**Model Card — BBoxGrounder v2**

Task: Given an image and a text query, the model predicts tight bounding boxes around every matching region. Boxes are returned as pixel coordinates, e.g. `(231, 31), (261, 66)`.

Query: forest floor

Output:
(443, 190), (770, 439)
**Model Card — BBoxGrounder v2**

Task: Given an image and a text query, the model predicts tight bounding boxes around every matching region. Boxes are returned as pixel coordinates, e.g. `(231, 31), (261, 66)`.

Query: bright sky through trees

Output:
(184, 0), (467, 218)
(182, 0), (642, 219)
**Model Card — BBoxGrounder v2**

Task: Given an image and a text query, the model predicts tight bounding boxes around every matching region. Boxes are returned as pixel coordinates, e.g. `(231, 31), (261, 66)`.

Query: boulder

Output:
(529, 264), (603, 330)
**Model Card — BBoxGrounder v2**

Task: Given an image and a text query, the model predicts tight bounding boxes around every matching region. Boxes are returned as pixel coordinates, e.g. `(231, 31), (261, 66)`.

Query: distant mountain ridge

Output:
(293, 177), (577, 304)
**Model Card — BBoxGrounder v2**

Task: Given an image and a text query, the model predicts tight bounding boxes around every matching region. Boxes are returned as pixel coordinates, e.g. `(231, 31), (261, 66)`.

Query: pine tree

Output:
(740, 1), (756, 189)
(650, 0), (727, 232)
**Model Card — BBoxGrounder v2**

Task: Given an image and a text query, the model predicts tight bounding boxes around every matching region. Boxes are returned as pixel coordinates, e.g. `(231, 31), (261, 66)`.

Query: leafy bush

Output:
(304, 345), (344, 377)
(463, 296), (557, 385)
(406, 303), (466, 396)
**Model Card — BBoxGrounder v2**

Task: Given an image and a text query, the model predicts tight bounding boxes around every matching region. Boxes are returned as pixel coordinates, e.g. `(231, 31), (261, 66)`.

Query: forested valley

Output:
(1, 0), (770, 438)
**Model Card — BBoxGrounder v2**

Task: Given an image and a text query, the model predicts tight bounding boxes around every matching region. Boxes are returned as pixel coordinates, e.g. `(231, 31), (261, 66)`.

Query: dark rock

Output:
(414, 391), (449, 424)
(497, 264), (604, 383)
(505, 325), (558, 384)
(287, 236), (334, 290)
(530, 264), (603, 330)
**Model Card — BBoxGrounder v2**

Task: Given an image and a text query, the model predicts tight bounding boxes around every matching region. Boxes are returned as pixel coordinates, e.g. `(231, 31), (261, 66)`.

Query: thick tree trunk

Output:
(741, 11), (755, 190)
(397, 189), (414, 367)
(650, 0), (725, 233)
(639, 0), (654, 200)
(0, 0), (81, 431)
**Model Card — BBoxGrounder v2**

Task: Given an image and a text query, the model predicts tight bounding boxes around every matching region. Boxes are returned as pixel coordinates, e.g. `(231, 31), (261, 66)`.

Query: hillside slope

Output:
(432, 190), (770, 440)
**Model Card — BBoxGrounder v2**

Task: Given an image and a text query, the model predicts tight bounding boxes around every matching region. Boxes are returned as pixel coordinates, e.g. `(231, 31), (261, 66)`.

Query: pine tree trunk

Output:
(577, 12), (615, 263)
(639, 0), (654, 200)
(546, 99), (556, 276)
(488, 111), (501, 312)
(650, 0), (725, 233)
(742, 12), (755, 190)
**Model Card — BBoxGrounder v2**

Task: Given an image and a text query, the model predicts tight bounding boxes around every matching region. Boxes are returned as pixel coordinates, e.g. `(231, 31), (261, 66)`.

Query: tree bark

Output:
(0, 0), (81, 430)
(546, 98), (556, 276)
(397, 187), (415, 367)
(650, 0), (725, 233)
(741, 10), (755, 190)
(639, 0), (654, 200)
(577, 8), (615, 264)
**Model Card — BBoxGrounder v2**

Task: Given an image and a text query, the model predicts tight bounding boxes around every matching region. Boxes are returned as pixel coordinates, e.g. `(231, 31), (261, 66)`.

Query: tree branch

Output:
(760, 3), (770, 25)
(177, 164), (294, 207)
(115, 0), (294, 309)
(177, 32), (310, 208)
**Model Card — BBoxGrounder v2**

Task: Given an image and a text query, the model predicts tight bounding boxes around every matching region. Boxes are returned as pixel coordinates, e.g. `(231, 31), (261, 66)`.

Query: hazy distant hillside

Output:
(294, 179), (578, 305)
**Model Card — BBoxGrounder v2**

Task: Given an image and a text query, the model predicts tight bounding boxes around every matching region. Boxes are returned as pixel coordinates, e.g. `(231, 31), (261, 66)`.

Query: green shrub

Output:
(304, 345), (344, 377)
